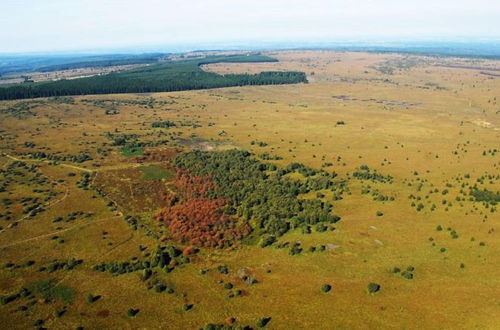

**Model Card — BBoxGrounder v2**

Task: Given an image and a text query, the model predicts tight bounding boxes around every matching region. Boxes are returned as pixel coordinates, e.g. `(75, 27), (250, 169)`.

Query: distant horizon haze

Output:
(1, 0), (499, 54)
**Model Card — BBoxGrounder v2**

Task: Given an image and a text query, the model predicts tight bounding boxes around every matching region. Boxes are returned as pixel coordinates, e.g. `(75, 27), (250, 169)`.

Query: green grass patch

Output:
(31, 278), (75, 304)
(138, 164), (172, 180)
(120, 146), (144, 157)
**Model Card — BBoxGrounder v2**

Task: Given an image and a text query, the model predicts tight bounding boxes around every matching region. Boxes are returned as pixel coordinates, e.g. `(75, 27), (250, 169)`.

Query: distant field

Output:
(0, 53), (167, 76)
(0, 50), (498, 329)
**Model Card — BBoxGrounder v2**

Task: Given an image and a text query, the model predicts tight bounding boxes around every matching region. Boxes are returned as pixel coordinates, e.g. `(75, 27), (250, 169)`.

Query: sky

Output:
(1, 0), (499, 53)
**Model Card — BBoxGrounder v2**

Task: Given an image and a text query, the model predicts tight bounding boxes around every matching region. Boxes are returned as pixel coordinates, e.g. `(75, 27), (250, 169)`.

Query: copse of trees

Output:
(163, 149), (341, 245)
(0, 55), (307, 100)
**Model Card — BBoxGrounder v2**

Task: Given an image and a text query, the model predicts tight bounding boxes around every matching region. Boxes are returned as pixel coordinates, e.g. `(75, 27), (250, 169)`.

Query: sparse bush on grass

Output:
(401, 271), (413, 279)
(289, 243), (303, 256)
(257, 317), (272, 327)
(127, 308), (139, 317)
(321, 284), (332, 293)
(367, 282), (381, 294)
(87, 294), (95, 303)
(1, 293), (20, 305)
(259, 235), (276, 248)
(183, 303), (194, 311)
(217, 265), (229, 274)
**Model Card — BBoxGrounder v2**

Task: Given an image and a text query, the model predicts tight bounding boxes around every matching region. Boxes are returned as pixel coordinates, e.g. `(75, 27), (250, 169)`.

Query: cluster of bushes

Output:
(0, 161), (60, 220)
(146, 277), (175, 294)
(307, 244), (329, 253)
(436, 225), (459, 239)
(52, 211), (92, 223)
(21, 199), (44, 216)
(4, 260), (36, 270)
(1, 101), (37, 119)
(392, 266), (415, 279)
(152, 120), (176, 128)
(361, 186), (395, 202)
(277, 241), (303, 255)
(220, 281), (243, 298)
(19, 150), (92, 164)
(258, 153), (283, 161)
(471, 188), (499, 204)
(250, 140), (268, 147)
(93, 245), (187, 276)
(76, 173), (92, 190)
(38, 258), (83, 273)
(81, 96), (174, 109)
(353, 165), (393, 183)
(0, 286), (33, 305)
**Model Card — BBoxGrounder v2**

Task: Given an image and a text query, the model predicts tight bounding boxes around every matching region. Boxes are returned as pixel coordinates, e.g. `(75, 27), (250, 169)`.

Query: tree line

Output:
(0, 55), (307, 100)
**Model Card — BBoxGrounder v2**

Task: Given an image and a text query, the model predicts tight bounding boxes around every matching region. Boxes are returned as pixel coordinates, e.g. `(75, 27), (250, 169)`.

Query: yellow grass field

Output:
(0, 51), (498, 329)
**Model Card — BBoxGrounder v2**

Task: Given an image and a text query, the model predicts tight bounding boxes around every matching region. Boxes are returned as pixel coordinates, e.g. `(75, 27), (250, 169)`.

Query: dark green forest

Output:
(0, 55), (307, 100)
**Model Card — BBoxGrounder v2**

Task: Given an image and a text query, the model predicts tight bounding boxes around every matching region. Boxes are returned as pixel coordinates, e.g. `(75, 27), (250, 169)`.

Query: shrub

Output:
(256, 317), (271, 328)
(367, 282), (381, 294)
(315, 223), (328, 232)
(401, 271), (413, 280)
(217, 265), (229, 274)
(1, 293), (19, 305)
(127, 308), (139, 317)
(321, 284), (332, 293)
(259, 235), (276, 248)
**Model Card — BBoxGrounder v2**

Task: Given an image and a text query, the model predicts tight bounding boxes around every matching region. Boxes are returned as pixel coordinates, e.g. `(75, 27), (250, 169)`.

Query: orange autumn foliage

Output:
(155, 170), (251, 248)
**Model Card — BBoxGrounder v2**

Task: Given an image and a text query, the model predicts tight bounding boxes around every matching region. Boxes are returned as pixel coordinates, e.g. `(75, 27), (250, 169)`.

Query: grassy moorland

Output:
(0, 51), (498, 329)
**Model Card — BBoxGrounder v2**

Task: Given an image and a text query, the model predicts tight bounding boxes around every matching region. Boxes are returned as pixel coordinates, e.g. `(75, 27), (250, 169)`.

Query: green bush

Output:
(367, 282), (381, 294)
(321, 284), (332, 293)
(259, 235), (276, 248)
(256, 317), (271, 328)
(127, 308), (139, 317)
